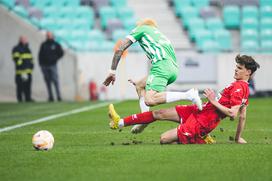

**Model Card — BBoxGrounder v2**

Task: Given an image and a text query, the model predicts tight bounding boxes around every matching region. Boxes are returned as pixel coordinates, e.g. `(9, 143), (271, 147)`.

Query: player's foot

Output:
(108, 104), (120, 129)
(203, 134), (216, 144)
(188, 88), (202, 111)
(131, 124), (148, 134)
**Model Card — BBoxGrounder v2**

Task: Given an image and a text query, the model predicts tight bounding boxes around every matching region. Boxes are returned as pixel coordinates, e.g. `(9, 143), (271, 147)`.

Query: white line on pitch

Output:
(0, 101), (120, 133)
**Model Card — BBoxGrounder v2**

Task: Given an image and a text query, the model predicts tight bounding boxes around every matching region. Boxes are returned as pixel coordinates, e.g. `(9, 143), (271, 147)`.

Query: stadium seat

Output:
(241, 29), (259, 42)
(214, 29), (232, 51)
(191, 0), (210, 9)
(260, 29), (272, 41)
(116, 7), (134, 20)
(260, 6), (272, 18)
(112, 29), (128, 42)
(123, 18), (136, 31)
(13, 6), (28, 18)
(187, 17), (205, 40)
(188, 17), (205, 31)
(1, 0), (16, 8)
(241, 40), (259, 53)
(241, 18), (259, 30)
(99, 6), (117, 29)
(260, 18), (272, 29)
(39, 18), (59, 30)
(43, 7), (60, 18)
(65, 0), (80, 6)
(223, 6), (240, 29)
(86, 29), (106, 42)
(198, 40), (220, 53)
(260, 40), (272, 53)
(195, 29), (213, 47)
(242, 6), (259, 19)
(172, 0), (191, 16)
(110, 0), (127, 8)
(260, 0), (272, 7)
(189, 27), (206, 41)
(31, 0), (51, 9)
(181, 6), (199, 29)
(205, 18), (224, 31)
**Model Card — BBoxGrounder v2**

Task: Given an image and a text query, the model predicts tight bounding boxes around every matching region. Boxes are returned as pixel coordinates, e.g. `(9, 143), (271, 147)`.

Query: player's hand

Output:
(235, 137), (247, 144)
(203, 88), (216, 102)
(103, 73), (116, 86)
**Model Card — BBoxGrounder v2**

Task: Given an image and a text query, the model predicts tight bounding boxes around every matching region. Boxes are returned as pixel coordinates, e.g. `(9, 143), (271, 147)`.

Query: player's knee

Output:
(160, 135), (170, 144)
(153, 110), (167, 119)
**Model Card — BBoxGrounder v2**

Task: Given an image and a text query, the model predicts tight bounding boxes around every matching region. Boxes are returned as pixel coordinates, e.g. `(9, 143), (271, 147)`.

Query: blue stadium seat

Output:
(241, 18), (259, 30)
(195, 29), (213, 47)
(86, 29), (106, 42)
(260, 18), (272, 29)
(260, 40), (272, 53)
(260, 6), (272, 18)
(198, 40), (220, 53)
(260, 0), (272, 7)
(13, 6), (28, 18)
(241, 29), (259, 42)
(191, 0), (210, 9)
(242, 6), (259, 19)
(99, 6), (117, 29)
(173, 0), (191, 16)
(241, 40), (259, 53)
(205, 18), (224, 31)
(214, 29), (232, 51)
(110, 0), (127, 8)
(260, 29), (272, 41)
(0, 0), (15, 8)
(112, 29), (128, 42)
(223, 6), (240, 29)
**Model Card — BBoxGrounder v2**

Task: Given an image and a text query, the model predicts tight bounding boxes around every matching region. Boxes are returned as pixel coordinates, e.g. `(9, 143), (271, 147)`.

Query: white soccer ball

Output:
(32, 130), (54, 151)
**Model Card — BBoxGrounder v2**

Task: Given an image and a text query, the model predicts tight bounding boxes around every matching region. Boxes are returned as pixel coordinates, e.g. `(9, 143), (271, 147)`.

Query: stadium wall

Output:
(0, 6), (77, 102)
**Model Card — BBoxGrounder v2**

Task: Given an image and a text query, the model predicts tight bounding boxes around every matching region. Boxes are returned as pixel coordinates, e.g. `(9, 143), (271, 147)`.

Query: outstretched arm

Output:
(204, 88), (240, 119)
(235, 105), (247, 144)
(103, 39), (133, 86)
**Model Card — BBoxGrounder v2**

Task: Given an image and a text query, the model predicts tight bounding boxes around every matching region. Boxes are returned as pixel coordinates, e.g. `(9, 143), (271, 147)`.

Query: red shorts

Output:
(175, 105), (220, 144)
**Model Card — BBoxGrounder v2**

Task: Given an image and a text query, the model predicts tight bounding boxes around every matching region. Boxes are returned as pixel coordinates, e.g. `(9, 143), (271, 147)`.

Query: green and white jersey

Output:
(127, 25), (177, 64)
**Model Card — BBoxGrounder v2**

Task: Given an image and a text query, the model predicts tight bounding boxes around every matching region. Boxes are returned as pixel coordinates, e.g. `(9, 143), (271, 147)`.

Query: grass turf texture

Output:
(0, 99), (271, 181)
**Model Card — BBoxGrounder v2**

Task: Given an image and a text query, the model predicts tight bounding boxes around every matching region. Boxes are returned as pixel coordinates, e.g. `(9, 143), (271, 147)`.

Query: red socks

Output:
(123, 111), (155, 126)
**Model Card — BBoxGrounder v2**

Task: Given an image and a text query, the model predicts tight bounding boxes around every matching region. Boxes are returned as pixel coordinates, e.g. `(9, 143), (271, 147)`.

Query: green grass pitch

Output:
(0, 98), (271, 181)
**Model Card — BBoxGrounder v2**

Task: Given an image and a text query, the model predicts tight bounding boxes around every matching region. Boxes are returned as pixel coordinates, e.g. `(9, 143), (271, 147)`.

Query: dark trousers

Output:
(15, 74), (32, 102)
(41, 65), (61, 101)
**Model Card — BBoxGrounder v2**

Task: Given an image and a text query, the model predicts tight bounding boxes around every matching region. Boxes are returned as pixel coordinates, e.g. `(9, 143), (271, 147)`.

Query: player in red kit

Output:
(108, 55), (260, 144)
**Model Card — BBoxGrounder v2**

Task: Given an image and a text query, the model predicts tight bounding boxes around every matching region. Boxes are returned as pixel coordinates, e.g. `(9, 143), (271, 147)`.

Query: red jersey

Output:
(199, 80), (249, 128)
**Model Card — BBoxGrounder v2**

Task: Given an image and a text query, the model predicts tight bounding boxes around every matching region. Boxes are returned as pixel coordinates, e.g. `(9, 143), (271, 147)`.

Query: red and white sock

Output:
(119, 111), (155, 127)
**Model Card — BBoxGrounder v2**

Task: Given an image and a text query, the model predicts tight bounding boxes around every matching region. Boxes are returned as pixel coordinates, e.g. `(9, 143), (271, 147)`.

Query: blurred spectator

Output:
(39, 31), (64, 102)
(248, 78), (256, 96)
(12, 36), (34, 102)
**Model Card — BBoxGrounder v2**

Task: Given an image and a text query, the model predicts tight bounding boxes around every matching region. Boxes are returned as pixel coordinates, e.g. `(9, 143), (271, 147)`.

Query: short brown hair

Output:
(235, 54), (260, 75)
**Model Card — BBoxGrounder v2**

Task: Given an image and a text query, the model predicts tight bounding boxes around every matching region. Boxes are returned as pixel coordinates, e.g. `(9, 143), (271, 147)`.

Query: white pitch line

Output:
(0, 101), (120, 133)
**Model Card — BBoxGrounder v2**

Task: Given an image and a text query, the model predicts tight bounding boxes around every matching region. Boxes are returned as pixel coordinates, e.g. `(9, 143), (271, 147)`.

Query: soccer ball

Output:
(32, 130), (54, 151)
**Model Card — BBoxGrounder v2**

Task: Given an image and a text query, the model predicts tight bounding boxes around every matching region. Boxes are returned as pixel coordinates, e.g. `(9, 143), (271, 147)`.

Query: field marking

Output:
(0, 101), (120, 133)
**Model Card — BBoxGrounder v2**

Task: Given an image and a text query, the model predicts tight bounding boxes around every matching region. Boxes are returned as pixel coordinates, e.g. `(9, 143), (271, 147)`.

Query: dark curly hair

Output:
(235, 55), (260, 75)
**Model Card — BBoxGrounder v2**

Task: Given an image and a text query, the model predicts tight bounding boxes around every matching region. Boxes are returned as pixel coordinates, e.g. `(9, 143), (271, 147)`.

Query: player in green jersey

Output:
(103, 18), (202, 134)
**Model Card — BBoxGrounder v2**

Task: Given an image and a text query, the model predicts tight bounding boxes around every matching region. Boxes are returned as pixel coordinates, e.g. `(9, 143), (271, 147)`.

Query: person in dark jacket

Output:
(12, 36), (34, 102)
(39, 31), (64, 102)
